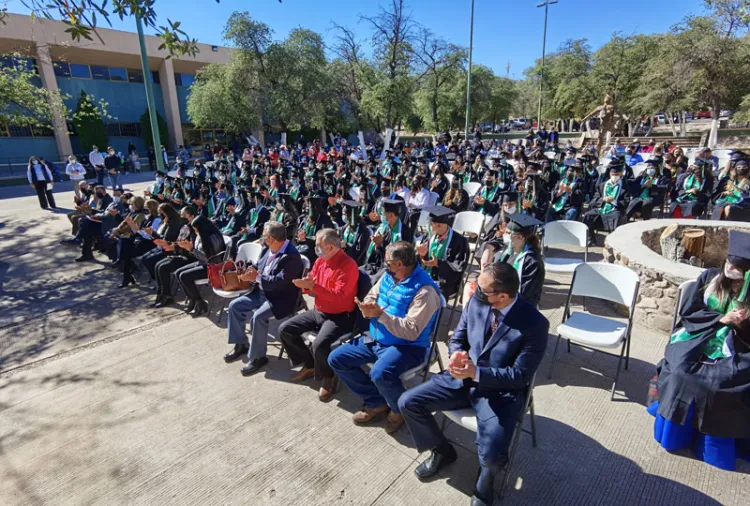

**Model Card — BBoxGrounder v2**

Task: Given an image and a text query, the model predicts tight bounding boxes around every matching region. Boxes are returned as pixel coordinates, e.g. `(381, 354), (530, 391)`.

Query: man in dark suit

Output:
(223, 221), (305, 376)
(398, 262), (549, 506)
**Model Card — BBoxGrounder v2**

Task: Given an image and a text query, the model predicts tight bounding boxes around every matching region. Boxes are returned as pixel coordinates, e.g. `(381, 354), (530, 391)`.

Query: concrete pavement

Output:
(0, 183), (747, 505)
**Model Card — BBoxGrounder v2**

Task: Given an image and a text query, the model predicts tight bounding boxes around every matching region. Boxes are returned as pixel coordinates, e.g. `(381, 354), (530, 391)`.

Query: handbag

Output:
(220, 260), (252, 292)
(207, 252), (232, 289)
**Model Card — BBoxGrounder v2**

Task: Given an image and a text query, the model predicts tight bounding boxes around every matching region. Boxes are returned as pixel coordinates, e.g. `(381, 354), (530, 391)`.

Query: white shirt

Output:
(89, 150), (104, 167)
(409, 188), (431, 209)
(66, 162), (85, 180)
(27, 163), (52, 184)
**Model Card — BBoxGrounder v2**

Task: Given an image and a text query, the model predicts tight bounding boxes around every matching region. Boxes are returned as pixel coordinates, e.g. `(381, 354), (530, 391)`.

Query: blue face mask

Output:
(217, 192), (226, 199)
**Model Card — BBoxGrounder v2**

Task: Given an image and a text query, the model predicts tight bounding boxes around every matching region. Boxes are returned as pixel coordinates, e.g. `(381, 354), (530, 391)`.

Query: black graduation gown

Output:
(656, 268), (750, 439)
(341, 222), (372, 267)
(710, 177), (750, 221)
(362, 219), (413, 275)
(420, 231), (468, 299)
(470, 184), (503, 216)
(670, 174), (711, 218)
(584, 169), (601, 202)
(297, 213), (334, 263)
(429, 175), (449, 200)
(626, 175), (669, 221)
(495, 246), (545, 308)
(583, 180), (629, 233)
(547, 178), (585, 221)
(243, 205), (271, 242)
(442, 189), (469, 212)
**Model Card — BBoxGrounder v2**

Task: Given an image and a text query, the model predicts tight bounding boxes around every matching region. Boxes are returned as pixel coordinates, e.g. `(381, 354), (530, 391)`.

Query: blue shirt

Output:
(625, 153), (644, 166)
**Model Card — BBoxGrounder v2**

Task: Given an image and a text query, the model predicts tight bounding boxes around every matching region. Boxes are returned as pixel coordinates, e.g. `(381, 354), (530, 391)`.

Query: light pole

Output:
(136, 16), (166, 174)
(537, 0), (558, 129)
(464, 0), (475, 141)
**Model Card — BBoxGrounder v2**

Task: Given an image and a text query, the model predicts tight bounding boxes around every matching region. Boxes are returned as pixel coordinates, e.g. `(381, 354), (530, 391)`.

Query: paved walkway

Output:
(0, 183), (747, 505)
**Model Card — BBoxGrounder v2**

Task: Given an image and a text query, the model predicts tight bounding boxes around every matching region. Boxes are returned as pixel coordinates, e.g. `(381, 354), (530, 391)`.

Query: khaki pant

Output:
(71, 179), (83, 199)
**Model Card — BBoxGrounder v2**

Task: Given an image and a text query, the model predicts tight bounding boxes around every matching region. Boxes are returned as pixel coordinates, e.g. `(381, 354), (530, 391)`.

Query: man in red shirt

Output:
(280, 228), (360, 401)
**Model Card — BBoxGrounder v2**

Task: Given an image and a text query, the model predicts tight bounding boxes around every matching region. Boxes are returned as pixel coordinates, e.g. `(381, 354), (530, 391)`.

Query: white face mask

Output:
(503, 231), (512, 245)
(646, 168), (656, 177)
(32, 161), (39, 166)
(611, 175), (621, 184)
(113, 196), (121, 204)
(504, 206), (517, 215)
(725, 264), (744, 280)
(129, 205), (136, 213)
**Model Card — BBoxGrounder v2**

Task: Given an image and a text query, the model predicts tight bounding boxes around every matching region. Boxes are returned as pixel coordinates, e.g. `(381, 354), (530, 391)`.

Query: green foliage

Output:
(0, 54), (59, 128)
(74, 90), (108, 152)
(139, 109), (169, 150)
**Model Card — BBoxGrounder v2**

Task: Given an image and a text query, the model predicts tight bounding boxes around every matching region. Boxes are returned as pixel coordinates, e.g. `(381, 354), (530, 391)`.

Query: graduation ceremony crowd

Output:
(53, 128), (750, 504)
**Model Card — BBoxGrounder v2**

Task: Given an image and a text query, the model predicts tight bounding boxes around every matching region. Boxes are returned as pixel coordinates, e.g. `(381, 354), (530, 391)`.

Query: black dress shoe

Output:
(118, 277), (136, 289)
(153, 296), (173, 308)
(414, 445), (457, 481)
(190, 299), (208, 316)
(241, 356), (269, 376)
(75, 255), (94, 262)
(151, 295), (163, 308)
(224, 344), (249, 363)
(183, 299), (196, 313)
(60, 238), (81, 246)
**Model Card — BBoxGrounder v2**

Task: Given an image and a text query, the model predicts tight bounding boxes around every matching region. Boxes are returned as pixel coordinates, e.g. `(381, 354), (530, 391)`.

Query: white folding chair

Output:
(671, 279), (697, 334)
(631, 162), (648, 178)
(544, 151), (556, 160)
(210, 241), (263, 323)
(547, 263), (640, 400)
(349, 187), (360, 201)
(430, 192), (440, 207)
(463, 182), (482, 198)
(398, 293), (447, 382)
(222, 235), (233, 261)
(542, 220), (588, 274)
(444, 173), (455, 185)
(237, 241), (263, 266)
(453, 211), (486, 266)
(441, 373), (538, 500)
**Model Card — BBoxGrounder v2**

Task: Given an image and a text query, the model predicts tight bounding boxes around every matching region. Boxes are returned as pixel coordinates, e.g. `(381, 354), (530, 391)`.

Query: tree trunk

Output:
(660, 223), (685, 262)
(644, 120), (653, 137)
(681, 228), (706, 265)
(666, 112), (677, 136)
(679, 112), (686, 137)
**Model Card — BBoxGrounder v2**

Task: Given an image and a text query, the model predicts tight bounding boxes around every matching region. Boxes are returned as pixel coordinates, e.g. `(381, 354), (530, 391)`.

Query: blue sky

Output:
(6, 0), (709, 77)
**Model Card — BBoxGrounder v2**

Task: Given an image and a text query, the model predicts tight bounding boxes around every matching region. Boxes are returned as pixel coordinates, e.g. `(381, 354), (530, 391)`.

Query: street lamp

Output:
(464, 0), (475, 141)
(537, 0), (558, 129)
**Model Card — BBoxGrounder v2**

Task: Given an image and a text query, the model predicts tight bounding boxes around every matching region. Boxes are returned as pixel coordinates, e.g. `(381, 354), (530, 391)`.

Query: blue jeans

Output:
(227, 289), (274, 360)
(109, 172), (123, 191)
(328, 337), (428, 413)
(545, 206), (578, 223)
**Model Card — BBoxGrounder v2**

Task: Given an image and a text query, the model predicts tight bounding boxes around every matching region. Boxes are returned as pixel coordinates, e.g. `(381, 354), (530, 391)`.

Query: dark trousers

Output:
(154, 256), (192, 296)
(80, 219), (102, 257)
(279, 308), (355, 379)
(120, 238), (155, 283)
(33, 181), (56, 209)
(141, 248), (167, 280)
(176, 262), (207, 301)
(398, 374), (519, 471)
(95, 166), (105, 186)
(68, 212), (84, 236)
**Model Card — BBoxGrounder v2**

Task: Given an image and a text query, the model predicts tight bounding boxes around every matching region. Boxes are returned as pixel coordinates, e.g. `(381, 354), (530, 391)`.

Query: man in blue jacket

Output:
(223, 221), (305, 376)
(398, 262), (549, 506)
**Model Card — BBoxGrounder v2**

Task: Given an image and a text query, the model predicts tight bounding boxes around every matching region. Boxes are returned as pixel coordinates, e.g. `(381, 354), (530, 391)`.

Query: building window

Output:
(152, 71), (160, 84)
(70, 63), (91, 79)
(8, 125), (33, 137)
(201, 130), (214, 142)
(119, 123), (141, 137)
(109, 67), (127, 82)
(31, 125), (54, 137)
(0, 126), (9, 137)
(90, 65), (110, 80)
(127, 68), (144, 83)
(181, 74), (195, 87)
(105, 124), (121, 136)
(53, 61), (71, 77)
(174, 73), (183, 86)
(0, 56), (37, 73)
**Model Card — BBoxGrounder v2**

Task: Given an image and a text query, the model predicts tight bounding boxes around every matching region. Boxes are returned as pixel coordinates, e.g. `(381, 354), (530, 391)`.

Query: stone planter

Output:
(603, 219), (750, 332)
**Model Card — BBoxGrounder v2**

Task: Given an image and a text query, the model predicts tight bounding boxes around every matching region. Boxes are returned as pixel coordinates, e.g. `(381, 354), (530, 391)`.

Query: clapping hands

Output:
(448, 351), (476, 380)
(355, 297), (383, 319)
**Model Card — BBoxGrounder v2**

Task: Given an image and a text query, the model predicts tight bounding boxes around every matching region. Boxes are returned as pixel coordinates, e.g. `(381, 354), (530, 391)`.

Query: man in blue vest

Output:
(328, 241), (442, 434)
(397, 263), (548, 506)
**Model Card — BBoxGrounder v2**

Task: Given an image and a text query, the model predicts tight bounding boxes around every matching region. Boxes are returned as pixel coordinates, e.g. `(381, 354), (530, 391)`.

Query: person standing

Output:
(89, 145), (105, 186)
(65, 155), (86, 199)
(279, 228), (359, 401)
(104, 146), (123, 192)
(398, 263), (549, 506)
(27, 156), (56, 210)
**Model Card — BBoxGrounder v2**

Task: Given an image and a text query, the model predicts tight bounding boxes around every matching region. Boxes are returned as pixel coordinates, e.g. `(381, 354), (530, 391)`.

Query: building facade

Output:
(0, 13), (230, 165)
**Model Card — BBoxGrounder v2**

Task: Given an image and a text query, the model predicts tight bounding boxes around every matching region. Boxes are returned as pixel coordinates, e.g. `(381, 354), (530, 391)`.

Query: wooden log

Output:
(681, 228), (706, 264)
(660, 223), (685, 262)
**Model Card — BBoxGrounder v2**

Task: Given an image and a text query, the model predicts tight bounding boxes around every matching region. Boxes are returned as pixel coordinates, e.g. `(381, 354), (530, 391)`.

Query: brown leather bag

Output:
(219, 260), (251, 292)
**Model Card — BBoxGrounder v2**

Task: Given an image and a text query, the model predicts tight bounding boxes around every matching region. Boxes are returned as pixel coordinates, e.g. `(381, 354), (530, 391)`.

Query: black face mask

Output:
(737, 167), (748, 176)
(180, 217), (189, 225)
(96, 192), (105, 198)
(474, 286), (491, 306)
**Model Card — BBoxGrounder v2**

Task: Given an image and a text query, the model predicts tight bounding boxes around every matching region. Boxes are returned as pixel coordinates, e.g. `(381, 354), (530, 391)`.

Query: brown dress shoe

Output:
(318, 376), (339, 402)
(352, 404), (390, 425)
(385, 412), (405, 434)
(290, 367), (315, 382)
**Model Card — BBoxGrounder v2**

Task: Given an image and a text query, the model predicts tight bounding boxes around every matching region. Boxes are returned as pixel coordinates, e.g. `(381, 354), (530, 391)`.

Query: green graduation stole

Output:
(720, 178), (748, 205)
(463, 171), (472, 184)
(367, 220), (401, 259)
(304, 220), (316, 237)
(274, 211), (285, 223)
(290, 186), (300, 201)
(671, 272), (750, 360)
(270, 188), (278, 200)
(598, 181), (620, 215)
(207, 198), (215, 218)
(248, 205), (263, 226)
(552, 179), (574, 212)
(425, 229), (452, 274)
(343, 225), (357, 246)
(678, 174), (701, 202)
(481, 185), (498, 202)
(638, 177), (655, 201)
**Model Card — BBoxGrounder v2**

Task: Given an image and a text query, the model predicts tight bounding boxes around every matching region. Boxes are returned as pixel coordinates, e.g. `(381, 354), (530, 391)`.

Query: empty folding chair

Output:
(444, 173), (455, 185)
(452, 211), (486, 266)
(671, 279), (697, 334)
(547, 263), (640, 400)
(441, 373), (538, 500)
(463, 182), (482, 198)
(542, 220), (588, 275)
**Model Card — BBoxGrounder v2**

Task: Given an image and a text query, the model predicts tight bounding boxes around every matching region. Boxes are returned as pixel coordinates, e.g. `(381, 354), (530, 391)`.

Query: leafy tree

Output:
(0, 53), (63, 128)
(74, 90), (108, 152)
(139, 109), (168, 149)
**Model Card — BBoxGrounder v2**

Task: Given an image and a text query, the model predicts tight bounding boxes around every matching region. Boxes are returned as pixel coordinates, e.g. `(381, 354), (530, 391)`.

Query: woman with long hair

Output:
(27, 156), (56, 209)
(670, 161), (713, 218)
(626, 159), (670, 221)
(442, 178), (469, 212)
(119, 199), (162, 287)
(139, 203), (185, 283)
(650, 231), (750, 470)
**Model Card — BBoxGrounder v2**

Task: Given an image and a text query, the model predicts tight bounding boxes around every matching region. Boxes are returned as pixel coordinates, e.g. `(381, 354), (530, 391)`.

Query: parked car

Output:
(696, 110), (712, 119)
(719, 109), (733, 119)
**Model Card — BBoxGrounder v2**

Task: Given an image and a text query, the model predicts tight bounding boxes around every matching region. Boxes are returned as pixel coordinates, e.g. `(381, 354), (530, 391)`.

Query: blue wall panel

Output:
(57, 77), (167, 123)
(0, 137), (59, 165)
(177, 86), (191, 124)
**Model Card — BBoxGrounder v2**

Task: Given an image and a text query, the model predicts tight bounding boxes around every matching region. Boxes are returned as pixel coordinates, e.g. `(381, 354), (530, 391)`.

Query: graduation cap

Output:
(608, 163), (624, 174)
(426, 206), (456, 225)
(563, 158), (579, 168)
(502, 191), (518, 203)
(506, 213), (543, 234)
(309, 196), (327, 212)
(645, 158), (660, 167)
(342, 199), (363, 210)
(526, 161), (543, 172)
(730, 150), (749, 162)
(382, 198), (405, 214)
(565, 147), (578, 154)
(728, 230), (750, 270)
(225, 197), (237, 207)
(277, 192), (293, 207)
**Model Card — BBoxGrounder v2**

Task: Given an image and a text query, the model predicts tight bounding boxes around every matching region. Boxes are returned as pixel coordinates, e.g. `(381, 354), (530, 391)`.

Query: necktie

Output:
(490, 309), (501, 336)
